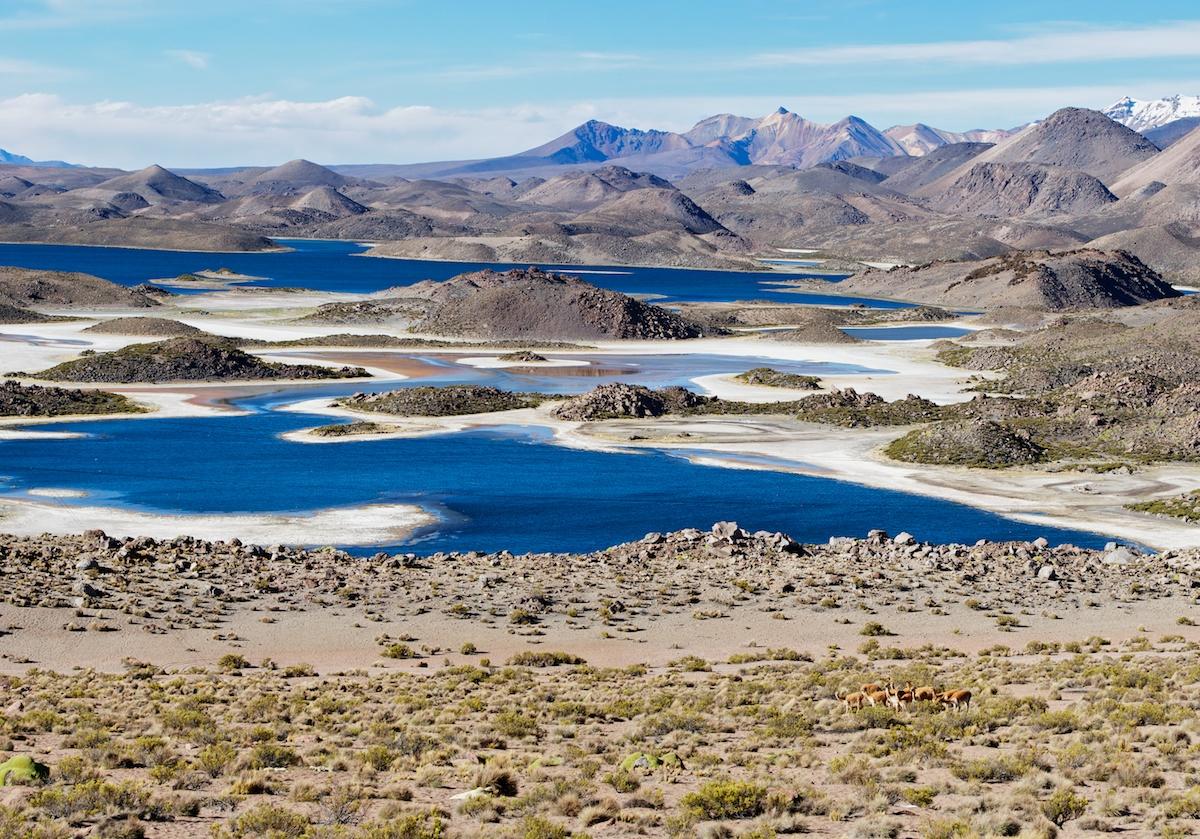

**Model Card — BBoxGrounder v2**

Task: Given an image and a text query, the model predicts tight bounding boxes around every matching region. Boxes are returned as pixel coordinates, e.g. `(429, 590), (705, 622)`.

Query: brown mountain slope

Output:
(90, 165), (224, 204)
(879, 142), (994, 194)
(1109, 125), (1200, 196)
(834, 249), (1177, 310)
(0, 266), (167, 309)
(919, 108), (1158, 195)
(932, 162), (1117, 218)
(566, 189), (729, 236)
(407, 267), (710, 340)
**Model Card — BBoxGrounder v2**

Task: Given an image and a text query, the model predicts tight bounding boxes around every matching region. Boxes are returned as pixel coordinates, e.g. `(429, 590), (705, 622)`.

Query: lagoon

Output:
(0, 364), (1112, 553)
(0, 239), (906, 306)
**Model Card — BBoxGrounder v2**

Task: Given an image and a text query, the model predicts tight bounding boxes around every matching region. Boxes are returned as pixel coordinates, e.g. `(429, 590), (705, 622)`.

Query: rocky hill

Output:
(89, 165), (224, 205)
(82, 317), (206, 337)
(932, 162), (1117, 218)
(921, 300), (1200, 465)
(407, 268), (711, 340)
(241, 159), (356, 196)
(566, 188), (728, 236)
(1110, 124), (1200, 195)
(515, 165), (673, 210)
(0, 302), (64, 323)
(0, 380), (143, 417)
(552, 383), (708, 420)
(836, 249), (1179, 310)
(343, 385), (548, 417)
(290, 186), (369, 217)
(0, 267), (168, 309)
(923, 108), (1159, 192)
(32, 337), (369, 383)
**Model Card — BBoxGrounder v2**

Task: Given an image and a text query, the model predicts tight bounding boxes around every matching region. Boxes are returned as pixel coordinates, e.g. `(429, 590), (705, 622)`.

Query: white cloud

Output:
(0, 0), (149, 30)
(166, 49), (210, 70)
(574, 52), (645, 63)
(0, 93), (602, 168)
(746, 21), (1200, 67)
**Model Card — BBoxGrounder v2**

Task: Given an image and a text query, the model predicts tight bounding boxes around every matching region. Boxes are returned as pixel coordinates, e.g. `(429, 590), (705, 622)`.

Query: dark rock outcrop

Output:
(343, 385), (546, 417)
(838, 249), (1179, 311)
(32, 337), (368, 383)
(553, 383), (710, 420)
(0, 380), (142, 417)
(82, 317), (206, 337)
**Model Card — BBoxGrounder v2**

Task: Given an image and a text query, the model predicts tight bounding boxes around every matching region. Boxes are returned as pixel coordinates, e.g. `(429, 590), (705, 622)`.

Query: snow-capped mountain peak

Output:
(1103, 95), (1200, 133)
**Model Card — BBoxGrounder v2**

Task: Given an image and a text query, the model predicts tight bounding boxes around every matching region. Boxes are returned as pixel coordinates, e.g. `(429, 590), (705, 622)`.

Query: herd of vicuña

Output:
(836, 680), (972, 712)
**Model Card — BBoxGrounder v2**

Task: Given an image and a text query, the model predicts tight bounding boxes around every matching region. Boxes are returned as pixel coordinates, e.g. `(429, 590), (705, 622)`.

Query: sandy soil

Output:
(3, 572), (1192, 675)
(1, 526), (1195, 676)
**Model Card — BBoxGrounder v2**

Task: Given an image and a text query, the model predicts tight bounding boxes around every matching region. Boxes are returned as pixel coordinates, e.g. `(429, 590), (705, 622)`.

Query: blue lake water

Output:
(0, 238), (907, 307)
(0, 401), (1108, 555)
(0, 241), (1114, 551)
(0, 354), (1113, 553)
(842, 325), (973, 341)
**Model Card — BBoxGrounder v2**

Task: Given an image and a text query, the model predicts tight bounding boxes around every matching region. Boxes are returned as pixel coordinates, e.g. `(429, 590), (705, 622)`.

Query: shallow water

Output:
(0, 238), (908, 306)
(261, 352), (891, 398)
(841, 325), (973, 341)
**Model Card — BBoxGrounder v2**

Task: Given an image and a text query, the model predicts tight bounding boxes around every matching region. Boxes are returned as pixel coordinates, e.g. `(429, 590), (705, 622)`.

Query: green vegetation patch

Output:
(1125, 489), (1200, 522)
(505, 651), (587, 667)
(733, 367), (822, 390)
(309, 421), (394, 438)
(886, 420), (1047, 468)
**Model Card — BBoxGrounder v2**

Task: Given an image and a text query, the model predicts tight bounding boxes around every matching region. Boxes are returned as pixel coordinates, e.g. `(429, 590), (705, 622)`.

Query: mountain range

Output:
(2, 95), (1194, 181)
(1104, 94), (1200, 132)
(0, 148), (76, 169)
(2, 99), (1200, 288)
(335, 107), (1019, 180)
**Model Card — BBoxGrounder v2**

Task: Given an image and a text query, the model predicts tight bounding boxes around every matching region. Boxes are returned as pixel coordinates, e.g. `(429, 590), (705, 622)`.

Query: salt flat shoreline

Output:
(1, 299), (1198, 552)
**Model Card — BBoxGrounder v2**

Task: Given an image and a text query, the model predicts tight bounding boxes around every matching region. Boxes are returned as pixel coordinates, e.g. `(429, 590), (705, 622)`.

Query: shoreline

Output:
(4, 300), (1196, 553)
(0, 496), (435, 546)
(281, 394), (1200, 552)
(0, 238), (290, 255)
(356, 244), (831, 278)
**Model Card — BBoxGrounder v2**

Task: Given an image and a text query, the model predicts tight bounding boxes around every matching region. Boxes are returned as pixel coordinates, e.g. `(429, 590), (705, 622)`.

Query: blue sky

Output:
(3, 0), (1200, 167)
